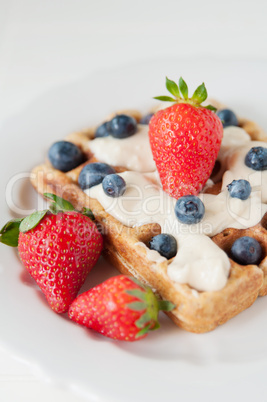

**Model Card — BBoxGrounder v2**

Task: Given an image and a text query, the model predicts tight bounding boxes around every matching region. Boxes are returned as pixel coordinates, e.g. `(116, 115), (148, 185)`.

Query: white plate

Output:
(1, 58), (267, 402)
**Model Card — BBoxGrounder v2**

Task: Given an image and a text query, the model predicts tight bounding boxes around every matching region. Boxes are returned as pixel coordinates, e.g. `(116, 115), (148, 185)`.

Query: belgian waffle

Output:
(30, 104), (267, 333)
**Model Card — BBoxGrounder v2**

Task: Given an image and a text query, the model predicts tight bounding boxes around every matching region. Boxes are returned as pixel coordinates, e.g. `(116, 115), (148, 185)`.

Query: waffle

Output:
(30, 104), (267, 333)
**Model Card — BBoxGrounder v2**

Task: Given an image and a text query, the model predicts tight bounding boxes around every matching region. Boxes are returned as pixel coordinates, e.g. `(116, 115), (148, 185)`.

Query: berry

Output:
(245, 146), (267, 171)
(78, 162), (116, 190)
(140, 113), (154, 125)
(95, 121), (111, 138)
(0, 194), (103, 313)
(110, 114), (137, 139)
(149, 77), (223, 198)
(68, 275), (175, 341)
(231, 236), (262, 265)
(102, 174), (126, 197)
(149, 234), (177, 259)
(48, 141), (85, 172)
(227, 179), (251, 200)
(216, 109), (238, 128)
(175, 195), (205, 224)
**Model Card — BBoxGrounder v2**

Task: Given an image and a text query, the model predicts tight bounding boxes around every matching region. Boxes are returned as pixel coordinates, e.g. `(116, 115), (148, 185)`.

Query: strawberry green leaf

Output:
(191, 83), (208, 104)
(125, 289), (146, 301)
(150, 321), (160, 331)
(157, 300), (176, 311)
(19, 210), (48, 233)
(153, 96), (176, 102)
(0, 218), (23, 247)
(49, 202), (63, 214)
(44, 193), (75, 212)
(82, 207), (95, 220)
(205, 104), (217, 112)
(154, 77), (213, 109)
(135, 311), (151, 328)
(135, 323), (152, 338)
(127, 301), (146, 311)
(166, 77), (180, 98)
(179, 77), (188, 100)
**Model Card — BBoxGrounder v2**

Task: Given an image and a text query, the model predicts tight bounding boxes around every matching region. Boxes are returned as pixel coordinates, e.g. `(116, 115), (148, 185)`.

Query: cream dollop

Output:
(88, 125), (155, 172)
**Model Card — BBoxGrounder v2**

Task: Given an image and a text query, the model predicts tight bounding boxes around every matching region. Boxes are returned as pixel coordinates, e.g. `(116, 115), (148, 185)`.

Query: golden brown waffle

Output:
(30, 106), (267, 333)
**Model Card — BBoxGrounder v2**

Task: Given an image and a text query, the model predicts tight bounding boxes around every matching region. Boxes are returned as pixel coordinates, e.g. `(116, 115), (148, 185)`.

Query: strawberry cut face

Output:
(149, 103), (223, 199)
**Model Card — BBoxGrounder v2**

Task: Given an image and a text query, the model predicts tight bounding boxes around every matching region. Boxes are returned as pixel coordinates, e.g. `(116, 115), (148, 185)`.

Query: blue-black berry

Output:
(48, 141), (85, 172)
(149, 234), (177, 259)
(216, 109), (239, 128)
(95, 121), (111, 138)
(227, 179), (251, 200)
(78, 162), (116, 190)
(175, 195), (205, 224)
(231, 236), (262, 265)
(110, 114), (137, 139)
(245, 146), (267, 171)
(102, 174), (126, 197)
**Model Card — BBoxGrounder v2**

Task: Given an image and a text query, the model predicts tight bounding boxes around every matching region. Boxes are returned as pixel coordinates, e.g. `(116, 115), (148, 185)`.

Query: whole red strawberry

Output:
(68, 275), (174, 341)
(149, 77), (223, 198)
(0, 193), (103, 313)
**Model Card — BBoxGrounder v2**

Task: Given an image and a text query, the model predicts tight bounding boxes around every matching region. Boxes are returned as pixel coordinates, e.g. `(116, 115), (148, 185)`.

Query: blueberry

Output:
(109, 114), (137, 139)
(139, 113), (154, 125)
(48, 141), (85, 172)
(175, 195), (205, 224)
(227, 179), (251, 200)
(95, 121), (111, 138)
(78, 162), (116, 190)
(149, 234), (177, 259)
(216, 109), (239, 128)
(245, 146), (267, 171)
(102, 174), (126, 197)
(231, 236), (262, 265)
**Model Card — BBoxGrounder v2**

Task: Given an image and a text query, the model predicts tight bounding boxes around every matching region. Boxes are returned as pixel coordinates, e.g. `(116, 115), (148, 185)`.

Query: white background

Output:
(0, 0), (267, 401)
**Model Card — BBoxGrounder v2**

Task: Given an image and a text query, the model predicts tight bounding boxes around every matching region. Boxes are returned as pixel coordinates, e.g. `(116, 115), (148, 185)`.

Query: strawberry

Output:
(0, 193), (103, 313)
(68, 275), (175, 341)
(149, 77), (223, 198)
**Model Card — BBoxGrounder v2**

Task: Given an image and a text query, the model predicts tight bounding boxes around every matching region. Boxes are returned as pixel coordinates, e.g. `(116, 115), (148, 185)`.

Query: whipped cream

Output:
(88, 125), (156, 172)
(84, 126), (267, 292)
(221, 142), (267, 202)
